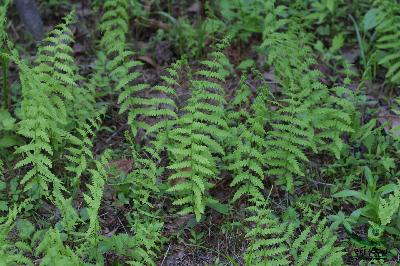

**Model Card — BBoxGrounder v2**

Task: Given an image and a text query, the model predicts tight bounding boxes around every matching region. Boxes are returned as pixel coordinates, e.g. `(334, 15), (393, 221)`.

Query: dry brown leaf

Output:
(108, 158), (133, 175)
(138, 55), (159, 69)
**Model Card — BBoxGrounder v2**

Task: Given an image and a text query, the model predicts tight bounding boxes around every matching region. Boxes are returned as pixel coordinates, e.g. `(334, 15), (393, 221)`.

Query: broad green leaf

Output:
(0, 109), (16, 130)
(237, 59), (255, 70)
(0, 134), (21, 149)
(333, 190), (368, 201)
(0, 180), (5, 190)
(0, 201), (7, 211)
(327, 0), (335, 13)
(16, 219), (35, 240)
(381, 157), (395, 171)
(363, 9), (379, 31)
(364, 166), (374, 189)
(206, 199), (230, 215)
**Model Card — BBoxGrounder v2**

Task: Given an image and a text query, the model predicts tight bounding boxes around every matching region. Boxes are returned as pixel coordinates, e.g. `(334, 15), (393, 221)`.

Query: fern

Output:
(34, 12), (76, 100)
(104, 139), (163, 265)
(96, 0), (150, 135)
(35, 11), (94, 128)
(103, 223), (162, 266)
(142, 60), (183, 140)
(98, 0), (129, 57)
(310, 85), (354, 159)
(65, 109), (105, 189)
(244, 197), (345, 265)
(374, 0), (400, 85)
(263, 30), (353, 192)
(14, 57), (64, 196)
(0, 0), (11, 45)
(35, 229), (81, 266)
(14, 12), (85, 196)
(115, 52), (150, 136)
(262, 0), (289, 37)
(263, 32), (318, 192)
(0, 204), (33, 266)
(52, 188), (81, 236)
(226, 73), (270, 201)
(80, 151), (110, 245)
(167, 48), (230, 221)
(92, 0), (130, 97)
(378, 180), (400, 226)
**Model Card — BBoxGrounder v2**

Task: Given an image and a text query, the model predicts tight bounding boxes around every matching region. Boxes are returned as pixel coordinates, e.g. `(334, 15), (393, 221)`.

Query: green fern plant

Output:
(226, 73), (271, 202)
(263, 32), (318, 192)
(107, 139), (163, 265)
(96, 0), (150, 135)
(0, 0), (10, 43)
(102, 224), (162, 266)
(263, 31), (353, 192)
(92, 0), (131, 97)
(35, 229), (81, 266)
(244, 197), (345, 265)
(65, 109), (105, 189)
(14, 57), (65, 196)
(378, 180), (400, 227)
(142, 60), (182, 140)
(0, 204), (33, 266)
(78, 150), (111, 260)
(35, 11), (95, 128)
(374, 0), (400, 85)
(0, 0), (11, 110)
(98, 0), (129, 57)
(14, 12), (87, 196)
(115, 52), (150, 136)
(167, 48), (230, 221)
(262, 0), (288, 38)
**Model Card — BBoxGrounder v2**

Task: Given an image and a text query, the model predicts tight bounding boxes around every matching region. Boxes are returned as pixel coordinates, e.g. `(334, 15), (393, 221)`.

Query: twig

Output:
(160, 243), (171, 266)
(105, 123), (128, 144)
(117, 215), (128, 235)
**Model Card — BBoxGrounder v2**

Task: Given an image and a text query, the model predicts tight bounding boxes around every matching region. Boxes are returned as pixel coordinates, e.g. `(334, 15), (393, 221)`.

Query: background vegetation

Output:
(0, 0), (399, 265)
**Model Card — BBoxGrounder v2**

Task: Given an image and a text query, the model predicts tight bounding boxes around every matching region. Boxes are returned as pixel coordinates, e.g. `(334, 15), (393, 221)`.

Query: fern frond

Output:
(13, 12), (89, 196)
(14, 60), (64, 195)
(244, 197), (345, 266)
(264, 30), (353, 192)
(35, 229), (81, 266)
(378, 180), (400, 226)
(226, 74), (270, 202)
(0, 203), (33, 266)
(244, 197), (292, 266)
(0, 0), (11, 44)
(82, 150), (111, 243)
(167, 49), (230, 221)
(103, 219), (163, 266)
(374, 1), (400, 84)
(35, 11), (76, 100)
(98, 0), (130, 56)
(65, 109), (105, 188)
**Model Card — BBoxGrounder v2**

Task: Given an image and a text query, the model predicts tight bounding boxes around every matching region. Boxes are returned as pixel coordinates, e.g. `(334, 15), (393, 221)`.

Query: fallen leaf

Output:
(138, 55), (159, 69)
(377, 109), (400, 136)
(188, 2), (200, 13)
(108, 158), (133, 175)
